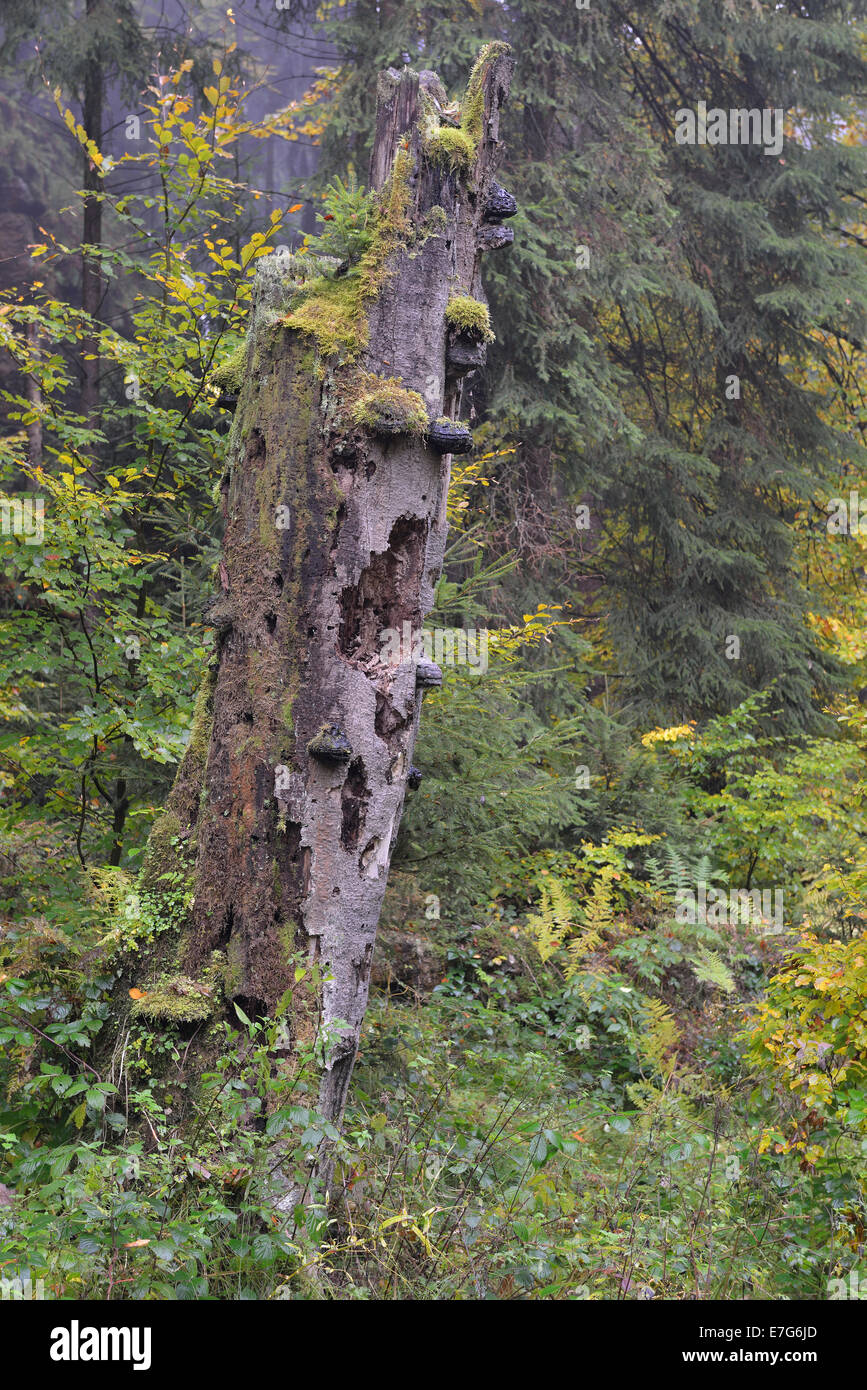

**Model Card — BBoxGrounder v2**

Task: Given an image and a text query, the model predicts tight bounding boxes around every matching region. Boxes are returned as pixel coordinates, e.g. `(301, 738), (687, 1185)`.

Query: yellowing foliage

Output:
(744, 931), (867, 1160)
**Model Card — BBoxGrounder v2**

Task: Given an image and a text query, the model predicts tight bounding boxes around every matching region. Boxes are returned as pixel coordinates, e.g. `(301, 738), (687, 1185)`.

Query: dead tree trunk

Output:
(127, 43), (514, 1178)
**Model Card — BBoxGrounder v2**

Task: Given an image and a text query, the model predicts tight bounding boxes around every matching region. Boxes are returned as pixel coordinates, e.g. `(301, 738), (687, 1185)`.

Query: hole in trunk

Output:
(233, 995), (268, 1024)
(218, 903), (234, 947)
(375, 692), (409, 741)
(329, 502), (347, 554)
(338, 516), (425, 662)
(340, 758), (370, 851)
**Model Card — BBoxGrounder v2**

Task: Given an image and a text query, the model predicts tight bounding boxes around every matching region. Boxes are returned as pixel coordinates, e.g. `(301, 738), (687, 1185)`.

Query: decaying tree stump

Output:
(120, 43), (515, 1186)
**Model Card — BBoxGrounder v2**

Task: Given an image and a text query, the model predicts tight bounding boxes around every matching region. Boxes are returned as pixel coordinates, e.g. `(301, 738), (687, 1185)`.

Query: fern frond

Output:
(690, 947), (736, 994)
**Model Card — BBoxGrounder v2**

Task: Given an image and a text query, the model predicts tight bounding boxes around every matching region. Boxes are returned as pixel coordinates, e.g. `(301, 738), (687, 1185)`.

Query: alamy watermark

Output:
(674, 102), (784, 157)
(826, 492), (867, 535)
(1, 1274), (45, 1300)
(0, 494), (44, 544)
(827, 1270), (866, 1300)
(379, 621), (488, 674)
(50, 1321), (152, 1370)
(675, 882), (784, 932)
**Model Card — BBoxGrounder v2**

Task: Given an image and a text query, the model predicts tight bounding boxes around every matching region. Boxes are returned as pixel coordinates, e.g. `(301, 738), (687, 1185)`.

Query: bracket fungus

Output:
(446, 336), (488, 376)
(202, 595), (233, 637)
(483, 182), (518, 223)
(307, 724), (354, 765)
(444, 295), (493, 380)
(427, 417), (473, 455)
(415, 660), (443, 690)
(477, 223), (514, 251)
(350, 379), (429, 438)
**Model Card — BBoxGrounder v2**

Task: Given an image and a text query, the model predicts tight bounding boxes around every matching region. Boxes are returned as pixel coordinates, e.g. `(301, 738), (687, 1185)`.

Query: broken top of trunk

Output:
(125, 44), (515, 1156)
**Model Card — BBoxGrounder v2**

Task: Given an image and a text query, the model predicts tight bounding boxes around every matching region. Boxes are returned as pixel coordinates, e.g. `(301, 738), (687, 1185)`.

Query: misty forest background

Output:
(1, 0), (866, 1301)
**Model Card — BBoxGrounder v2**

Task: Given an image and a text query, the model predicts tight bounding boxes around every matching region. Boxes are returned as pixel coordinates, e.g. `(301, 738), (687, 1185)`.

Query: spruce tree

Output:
(312, 0), (867, 733)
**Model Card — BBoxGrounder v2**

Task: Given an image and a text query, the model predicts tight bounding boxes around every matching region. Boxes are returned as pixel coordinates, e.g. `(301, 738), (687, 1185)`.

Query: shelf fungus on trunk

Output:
(307, 724), (353, 765)
(107, 42), (514, 1205)
(444, 294), (494, 381)
(483, 181), (518, 222)
(446, 336), (488, 378)
(201, 594), (233, 638)
(350, 378), (429, 438)
(477, 222), (515, 251)
(427, 417), (473, 454)
(415, 659), (444, 690)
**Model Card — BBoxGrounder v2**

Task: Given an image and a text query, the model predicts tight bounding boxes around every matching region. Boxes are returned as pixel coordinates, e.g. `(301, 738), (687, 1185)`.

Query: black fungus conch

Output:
(427, 418), (474, 455)
(415, 660), (443, 690)
(307, 724), (353, 764)
(483, 182), (517, 223)
(446, 336), (488, 376)
(477, 223), (514, 251)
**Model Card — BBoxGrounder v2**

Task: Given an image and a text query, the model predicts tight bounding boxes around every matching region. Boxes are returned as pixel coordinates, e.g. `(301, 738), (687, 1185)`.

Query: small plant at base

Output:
(284, 147), (413, 363)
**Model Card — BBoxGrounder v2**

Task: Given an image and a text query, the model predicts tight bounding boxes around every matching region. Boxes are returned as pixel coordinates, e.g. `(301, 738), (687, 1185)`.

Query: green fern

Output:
(637, 996), (679, 1075)
(525, 877), (575, 962)
(564, 871), (615, 978)
(691, 947), (736, 994)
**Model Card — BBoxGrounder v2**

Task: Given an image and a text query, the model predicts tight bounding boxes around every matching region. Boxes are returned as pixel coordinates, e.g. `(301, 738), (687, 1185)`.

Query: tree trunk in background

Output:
(132, 44), (514, 1193)
(25, 322), (42, 471)
(80, 0), (102, 424)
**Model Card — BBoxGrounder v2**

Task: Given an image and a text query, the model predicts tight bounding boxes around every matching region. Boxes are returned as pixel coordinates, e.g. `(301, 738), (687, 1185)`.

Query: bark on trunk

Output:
(128, 44), (514, 1192)
(80, 0), (103, 424)
(25, 322), (42, 471)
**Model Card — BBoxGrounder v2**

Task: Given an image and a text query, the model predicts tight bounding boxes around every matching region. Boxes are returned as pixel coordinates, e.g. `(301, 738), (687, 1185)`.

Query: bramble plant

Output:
(743, 931), (867, 1164)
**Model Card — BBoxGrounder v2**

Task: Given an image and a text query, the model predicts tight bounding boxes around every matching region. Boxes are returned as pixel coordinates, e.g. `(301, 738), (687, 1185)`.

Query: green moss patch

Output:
(284, 273), (366, 361)
(444, 295), (494, 342)
(209, 342), (247, 394)
(185, 674), (215, 768)
(130, 974), (214, 1025)
(284, 147), (413, 365)
(427, 123), (475, 172)
(140, 811), (184, 893)
(350, 377), (429, 436)
(462, 41), (511, 145)
(130, 951), (226, 1027)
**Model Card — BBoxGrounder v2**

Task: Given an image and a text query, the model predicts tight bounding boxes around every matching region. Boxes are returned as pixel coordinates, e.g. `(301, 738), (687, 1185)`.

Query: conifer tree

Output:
(311, 0), (867, 732)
